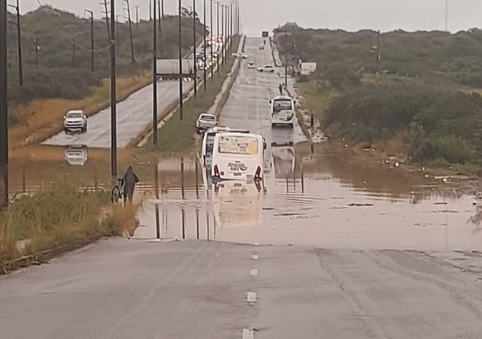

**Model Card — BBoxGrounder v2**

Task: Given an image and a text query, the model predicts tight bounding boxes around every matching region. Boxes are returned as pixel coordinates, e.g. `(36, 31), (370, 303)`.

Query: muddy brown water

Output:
(9, 145), (482, 251)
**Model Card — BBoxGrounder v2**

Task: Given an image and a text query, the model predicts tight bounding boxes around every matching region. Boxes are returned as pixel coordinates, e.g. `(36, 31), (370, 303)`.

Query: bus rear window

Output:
(218, 136), (258, 155)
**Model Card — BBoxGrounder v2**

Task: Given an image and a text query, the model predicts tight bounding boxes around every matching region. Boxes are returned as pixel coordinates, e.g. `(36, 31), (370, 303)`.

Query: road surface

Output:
(218, 37), (306, 146)
(4, 37), (482, 338)
(42, 44), (214, 148)
(2, 240), (482, 338)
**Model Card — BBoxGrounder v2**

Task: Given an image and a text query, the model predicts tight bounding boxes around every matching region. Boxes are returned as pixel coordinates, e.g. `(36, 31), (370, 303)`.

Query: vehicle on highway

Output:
(201, 127), (250, 168)
(195, 113), (217, 134)
(64, 144), (88, 166)
(269, 95), (296, 128)
(232, 52), (248, 59)
(270, 141), (295, 178)
(211, 132), (266, 181)
(257, 65), (275, 73)
(156, 59), (195, 80)
(247, 61), (256, 69)
(63, 109), (87, 133)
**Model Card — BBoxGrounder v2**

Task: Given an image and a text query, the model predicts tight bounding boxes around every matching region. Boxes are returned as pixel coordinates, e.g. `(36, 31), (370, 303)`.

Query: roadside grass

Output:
(141, 55), (238, 157)
(0, 183), (139, 273)
(9, 72), (151, 148)
(297, 81), (337, 120)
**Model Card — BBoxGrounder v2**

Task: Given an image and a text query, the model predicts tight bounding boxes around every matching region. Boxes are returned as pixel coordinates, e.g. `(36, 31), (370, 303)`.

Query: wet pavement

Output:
(42, 44), (212, 148)
(4, 36), (482, 339)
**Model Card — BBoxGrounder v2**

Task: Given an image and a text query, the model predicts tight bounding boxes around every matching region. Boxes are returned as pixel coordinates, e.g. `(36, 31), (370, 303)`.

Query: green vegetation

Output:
(141, 42), (239, 156)
(0, 184), (137, 273)
(7, 5), (206, 123)
(274, 23), (482, 170)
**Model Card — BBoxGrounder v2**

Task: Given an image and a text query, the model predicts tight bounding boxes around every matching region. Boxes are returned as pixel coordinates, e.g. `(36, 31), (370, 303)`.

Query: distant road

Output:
(42, 44), (211, 148)
(218, 37), (306, 147)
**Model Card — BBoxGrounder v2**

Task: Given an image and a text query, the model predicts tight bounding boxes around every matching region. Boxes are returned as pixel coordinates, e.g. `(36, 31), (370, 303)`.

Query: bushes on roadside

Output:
(0, 183), (135, 265)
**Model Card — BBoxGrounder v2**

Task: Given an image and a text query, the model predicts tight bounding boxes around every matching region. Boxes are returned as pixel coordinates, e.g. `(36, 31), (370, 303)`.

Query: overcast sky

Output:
(18, 0), (482, 36)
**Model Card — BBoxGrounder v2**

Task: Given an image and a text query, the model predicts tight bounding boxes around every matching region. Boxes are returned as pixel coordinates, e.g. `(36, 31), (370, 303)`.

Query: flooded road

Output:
(135, 148), (482, 251)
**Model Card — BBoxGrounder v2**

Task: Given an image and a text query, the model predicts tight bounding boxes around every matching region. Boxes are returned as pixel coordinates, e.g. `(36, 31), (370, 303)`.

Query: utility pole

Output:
(179, 0), (184, 120)
(135, 5), (139, 28)
(158, 0), (162, 58)
(85, 10), (95, 71)
(375, 30), (381, 75)
(210, 0), (213, 80)
(124, 0), (136, 63)
(445, 0), (448, 31)
(8, 0), (22, 85)
(0, 0), (8, 208)
(216, 1), (219, 73)
(193, 0), (197, 96)
(149, 0), (152, 20)
(72, 39), (77, 66)
(110, 0), (117, 176)
(34, 37), (40, 69)
(284, 33), (288, 88)
(220, 4), (224, 66)
(203, 0), (207, 90)
(102, 0), (111, 42)
(152, 0), (158, 144)
(161, 0), (164, 17)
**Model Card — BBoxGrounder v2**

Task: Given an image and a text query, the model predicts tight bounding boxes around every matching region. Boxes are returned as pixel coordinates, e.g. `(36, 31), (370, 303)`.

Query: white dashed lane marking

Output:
(250, 269), (258, 276)
(252, 254), (259, 260)
(242, 328), (255, 339)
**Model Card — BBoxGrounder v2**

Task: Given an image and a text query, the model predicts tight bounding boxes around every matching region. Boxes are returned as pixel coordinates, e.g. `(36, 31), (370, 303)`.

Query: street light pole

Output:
(203, 0), (207, 90)
(85, 10), (95, 72)
(110, 0), (117, 176)
(152, 0), (158, 145)
(193, 0), (197, 96)
(179, 0), (184, 120)
(0, 0), (8, 208)
(210, 0), (213, 80)
(221, 4), (224, 66)
(284, 33), (288, 88)
(216, 1), (220, 73)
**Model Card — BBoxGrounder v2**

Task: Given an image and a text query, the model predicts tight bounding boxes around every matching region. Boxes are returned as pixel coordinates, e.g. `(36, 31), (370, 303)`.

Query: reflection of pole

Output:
(181, 209), (186, 239)
(196, 208), (200, 239)
(301, 162), (304, 193)
(155, 204), (161, 238)
(180, 158), (185, 199)
(0, 0), (8, 208)
(206, 210), (210, 240)
(154, 162), (159, 198)
(195, 157), (199, 198)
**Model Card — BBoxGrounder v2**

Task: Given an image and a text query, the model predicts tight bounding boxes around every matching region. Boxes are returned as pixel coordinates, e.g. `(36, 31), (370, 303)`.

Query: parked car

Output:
(247, 61), (256, 69)
(257, 65), (275, 73)
(64, 109), (87, 133)
(195, 113), (217, 133)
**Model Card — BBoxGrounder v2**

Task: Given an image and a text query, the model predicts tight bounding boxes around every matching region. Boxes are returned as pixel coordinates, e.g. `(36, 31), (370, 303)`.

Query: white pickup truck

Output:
(63, 110), (87, 133)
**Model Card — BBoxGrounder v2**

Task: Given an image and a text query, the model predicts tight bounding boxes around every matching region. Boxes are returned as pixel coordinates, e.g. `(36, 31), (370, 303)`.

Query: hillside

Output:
(6, 5), (206, 106)
(274, 23), (482, 171)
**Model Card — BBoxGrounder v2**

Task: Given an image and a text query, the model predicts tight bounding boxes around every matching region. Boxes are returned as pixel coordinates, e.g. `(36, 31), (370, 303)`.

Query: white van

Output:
(211, 132), (266, 181)
(269, 95), (296, 128)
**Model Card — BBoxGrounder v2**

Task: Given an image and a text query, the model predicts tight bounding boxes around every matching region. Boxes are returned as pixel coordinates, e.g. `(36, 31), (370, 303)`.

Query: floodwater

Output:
(134, 144), (482, 251)
(7, 142), (482, 251)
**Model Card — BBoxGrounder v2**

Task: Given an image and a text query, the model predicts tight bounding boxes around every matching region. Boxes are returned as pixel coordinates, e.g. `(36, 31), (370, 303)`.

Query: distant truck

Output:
(156, 59), (195, 80)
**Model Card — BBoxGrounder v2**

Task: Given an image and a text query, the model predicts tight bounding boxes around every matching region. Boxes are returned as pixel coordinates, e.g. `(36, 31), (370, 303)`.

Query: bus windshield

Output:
(218, 135), (259, 155)
(272, 99), (293, 113)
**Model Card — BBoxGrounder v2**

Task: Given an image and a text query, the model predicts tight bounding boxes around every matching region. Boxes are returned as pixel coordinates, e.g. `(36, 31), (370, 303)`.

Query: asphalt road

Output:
(42, 44), (213, 149)
(2, 240), (482, 338)
(218, 37), (306, 147)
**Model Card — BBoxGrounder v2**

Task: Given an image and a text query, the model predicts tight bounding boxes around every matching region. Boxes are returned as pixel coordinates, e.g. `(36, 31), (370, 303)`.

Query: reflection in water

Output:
(64, 145), (88, 166)
(271, 142), (295, 179)
(212, 180), (263, 229)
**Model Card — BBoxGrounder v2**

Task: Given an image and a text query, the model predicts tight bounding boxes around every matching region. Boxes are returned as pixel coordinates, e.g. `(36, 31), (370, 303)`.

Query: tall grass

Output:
(0, 183), (138, 270)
